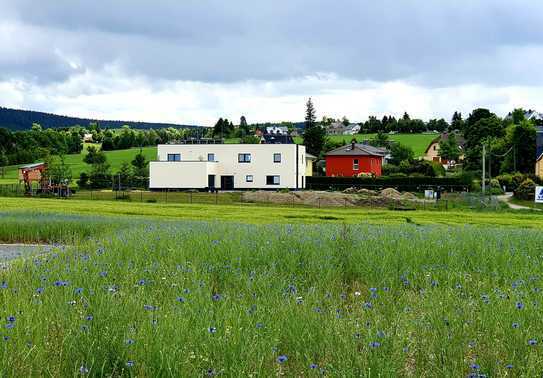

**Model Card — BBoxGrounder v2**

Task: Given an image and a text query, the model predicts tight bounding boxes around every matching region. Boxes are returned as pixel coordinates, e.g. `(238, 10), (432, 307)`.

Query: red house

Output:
(325, 142), (386, 177)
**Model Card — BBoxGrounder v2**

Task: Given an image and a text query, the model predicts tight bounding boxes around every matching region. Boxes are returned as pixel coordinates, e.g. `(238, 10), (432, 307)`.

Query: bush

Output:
(496, 174), (513, 191)
(514, 178), (536, 200)
(77, 172), (89, 188)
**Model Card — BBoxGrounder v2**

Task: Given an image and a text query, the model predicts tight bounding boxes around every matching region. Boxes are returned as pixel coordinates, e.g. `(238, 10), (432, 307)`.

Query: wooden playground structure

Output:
(18, 163), (71, 197)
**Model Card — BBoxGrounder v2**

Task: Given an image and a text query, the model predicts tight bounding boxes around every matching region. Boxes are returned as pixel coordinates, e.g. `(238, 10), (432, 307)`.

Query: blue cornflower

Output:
(431, 280), (438, 288)
(309, 363), (318, 369)
(369, 341), (381, 348)
(6, 316), (15, 323)
(125, 339), (135, 345)
(370, 287), (377, 292)
(5, 323), (15, 329)
(176, 297), (185, 303)
(512, 322), (520, 329)
(79, 365), (89, 374)
(208, 327), (217, 334)
(516, 302), (524, 310)
(86, 315), (93, 321)
(0, 282), (7, 289)
(528, 339), (538, 346)
(143, 305), (156, 311)
(277, 355), (288, 364)
(287, 284), (297, 294)
(256, 322), (264, 329)
(505, 364), (513, 369)
(54, 280), (69, 287)
(99, 271), (107, 277)
(481, 295), (490, 304)
(470, 363), (480, 370)
(36, 287), (44, 294)
(206, 368), (216, 376)
(126, 361), (134, 368)
(2, 336), (9, 341)
(353, 332), (361, 339)
(313, 307), (322, 313)
(75, 288), (84, 295)
(138, 279), (146, 286)
(363, 302), (372, 309)
(212, 293), (222, 301)
(183, 288), (190, 294)
(80, 325), (89, 332)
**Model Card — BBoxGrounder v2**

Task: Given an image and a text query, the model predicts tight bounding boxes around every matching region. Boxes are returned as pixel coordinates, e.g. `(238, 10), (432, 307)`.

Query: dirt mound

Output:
(357, 188), (379, 196)
(380, 188), (402, 199)
(401, 192), (418, 200)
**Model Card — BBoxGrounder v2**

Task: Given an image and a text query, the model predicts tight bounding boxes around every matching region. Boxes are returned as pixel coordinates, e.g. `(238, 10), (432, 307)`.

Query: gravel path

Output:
(0, 244), (53, 260)
(496, 193), (541, 211)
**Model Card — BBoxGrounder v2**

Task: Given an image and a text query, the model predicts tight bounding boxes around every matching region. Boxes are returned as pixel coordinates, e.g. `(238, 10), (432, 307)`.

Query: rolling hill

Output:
(0, 106), (200, 131)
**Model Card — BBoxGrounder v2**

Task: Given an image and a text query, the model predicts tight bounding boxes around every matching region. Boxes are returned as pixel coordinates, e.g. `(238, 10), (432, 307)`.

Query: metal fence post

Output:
(215, 191), (218, 205)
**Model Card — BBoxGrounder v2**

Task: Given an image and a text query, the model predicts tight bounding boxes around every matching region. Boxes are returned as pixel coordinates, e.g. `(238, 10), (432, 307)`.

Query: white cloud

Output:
(1, 69), (542, 125)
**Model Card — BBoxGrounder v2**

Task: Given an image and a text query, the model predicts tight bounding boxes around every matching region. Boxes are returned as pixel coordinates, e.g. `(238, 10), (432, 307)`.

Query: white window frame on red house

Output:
(353, 158), (359, 170)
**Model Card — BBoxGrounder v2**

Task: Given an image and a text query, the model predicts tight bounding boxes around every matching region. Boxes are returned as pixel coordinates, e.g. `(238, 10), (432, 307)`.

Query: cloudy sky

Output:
(1, 1), (542, 125)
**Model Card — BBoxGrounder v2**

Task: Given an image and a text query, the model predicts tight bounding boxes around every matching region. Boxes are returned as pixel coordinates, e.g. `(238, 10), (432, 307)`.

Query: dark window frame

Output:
(167, 153), (181, 162)
(246, 175), (254, 183)
(207, 153), (215, 162)
(266, 175), (280, 185)
(238, 153), (251, 163)
(273, 153), (282, 163)
(353, 158), (359, 170)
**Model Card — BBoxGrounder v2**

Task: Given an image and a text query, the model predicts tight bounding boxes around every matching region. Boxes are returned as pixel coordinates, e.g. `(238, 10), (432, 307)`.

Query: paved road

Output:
(0, 244), (53, 260)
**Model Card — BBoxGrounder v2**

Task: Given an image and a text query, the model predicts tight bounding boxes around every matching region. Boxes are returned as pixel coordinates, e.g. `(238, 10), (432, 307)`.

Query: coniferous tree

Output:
(302, 98), (326, 157)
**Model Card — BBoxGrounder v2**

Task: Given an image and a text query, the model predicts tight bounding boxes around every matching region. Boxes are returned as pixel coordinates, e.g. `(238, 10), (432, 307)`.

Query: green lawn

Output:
(1, 207), (543, 375)
(0, 197), (542, 228)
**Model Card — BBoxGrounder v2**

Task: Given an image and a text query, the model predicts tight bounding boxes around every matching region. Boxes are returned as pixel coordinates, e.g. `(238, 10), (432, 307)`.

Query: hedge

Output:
(306, 176), (471, 192)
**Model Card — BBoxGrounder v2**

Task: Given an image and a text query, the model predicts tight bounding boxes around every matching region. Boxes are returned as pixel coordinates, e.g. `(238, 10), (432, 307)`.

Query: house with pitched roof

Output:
(325, 142), (387, 177)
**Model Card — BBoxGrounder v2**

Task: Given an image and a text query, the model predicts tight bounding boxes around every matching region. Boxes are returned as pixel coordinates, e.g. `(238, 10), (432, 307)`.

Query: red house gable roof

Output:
(325, 143), (386, 157)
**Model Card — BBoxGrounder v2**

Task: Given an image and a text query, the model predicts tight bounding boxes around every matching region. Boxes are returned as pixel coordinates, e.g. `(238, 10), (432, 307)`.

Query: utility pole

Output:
(482, 144), (486, 195)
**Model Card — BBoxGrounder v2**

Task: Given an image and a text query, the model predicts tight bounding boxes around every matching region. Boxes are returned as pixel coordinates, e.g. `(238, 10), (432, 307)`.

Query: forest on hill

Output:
(0, 107), (198, 131)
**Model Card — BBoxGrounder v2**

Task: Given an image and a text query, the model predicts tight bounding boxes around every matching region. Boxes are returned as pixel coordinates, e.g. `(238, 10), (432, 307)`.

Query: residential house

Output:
(326, 122), (361, 135)
(423, 132), (465, 167)
(535, 127), (543, 177)
(325, 142), (386, 177)
(150, 144), (309, 190)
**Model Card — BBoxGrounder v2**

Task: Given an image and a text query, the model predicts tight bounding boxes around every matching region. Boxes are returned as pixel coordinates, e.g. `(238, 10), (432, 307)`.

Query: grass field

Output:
(1, 207), (543, 376)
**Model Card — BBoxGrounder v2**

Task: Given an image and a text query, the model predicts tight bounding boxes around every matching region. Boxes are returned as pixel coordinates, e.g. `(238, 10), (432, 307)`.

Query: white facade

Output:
(150, 144), (308, 189)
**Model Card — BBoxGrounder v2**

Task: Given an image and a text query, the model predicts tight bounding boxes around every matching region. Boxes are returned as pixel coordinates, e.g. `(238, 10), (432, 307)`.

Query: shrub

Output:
(496, 174), (513, 191)
(77, 172), (89, 188)
(514, 178), (536, 200)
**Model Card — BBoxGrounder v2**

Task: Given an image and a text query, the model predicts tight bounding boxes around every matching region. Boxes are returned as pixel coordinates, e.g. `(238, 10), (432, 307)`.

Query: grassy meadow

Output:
(1, 209), (543, 376)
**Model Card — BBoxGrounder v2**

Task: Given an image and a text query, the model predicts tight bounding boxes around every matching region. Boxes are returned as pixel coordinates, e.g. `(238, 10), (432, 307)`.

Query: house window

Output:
(246, 175), (253, 183)
(167, 154), (181, 162)
(238, 153), (251, 163)
(353, 159), (359, 170)
(273, 153), (281, 163)
(433, 145), (437, 151)
(207, 153), (215, 162)
(266, 175), (280, 185)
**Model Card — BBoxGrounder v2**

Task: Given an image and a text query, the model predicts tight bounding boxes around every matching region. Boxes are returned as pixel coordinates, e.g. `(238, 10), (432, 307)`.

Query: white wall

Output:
(150, 144), (307, 189)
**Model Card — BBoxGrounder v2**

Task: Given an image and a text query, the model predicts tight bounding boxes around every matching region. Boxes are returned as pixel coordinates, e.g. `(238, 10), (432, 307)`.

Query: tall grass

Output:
(0, 214), (542, 376)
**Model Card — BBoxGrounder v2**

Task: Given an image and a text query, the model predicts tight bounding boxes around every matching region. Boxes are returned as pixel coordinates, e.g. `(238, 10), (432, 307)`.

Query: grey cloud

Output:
(1, 0), (543, 87)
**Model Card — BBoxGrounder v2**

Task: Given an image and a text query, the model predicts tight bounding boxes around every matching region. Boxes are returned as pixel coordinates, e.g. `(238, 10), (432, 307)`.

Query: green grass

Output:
(1, 209), (543, 375)
(1, 197), (543, 228)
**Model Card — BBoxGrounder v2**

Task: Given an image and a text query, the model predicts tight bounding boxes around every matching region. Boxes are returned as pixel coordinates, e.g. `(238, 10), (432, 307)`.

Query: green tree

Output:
(389, 143), (414, 165)
(501, 120), (536, 174)
(341, 116), (350, 127)
(438, 133), (461, 162)
(47, 155), (72, 185)
(239, 116), (250, 137)
(302, 98), (327, 156)
(131, 150), (148, 177)
(511, 108), (526, 125)
(83, 146), (107, 165)
(0, 149), (8, 178)
(117, 162), (133, 189)
(370, 131), (389, 148)
(451, 111), (464, 131)
(463, 109), (504, 171)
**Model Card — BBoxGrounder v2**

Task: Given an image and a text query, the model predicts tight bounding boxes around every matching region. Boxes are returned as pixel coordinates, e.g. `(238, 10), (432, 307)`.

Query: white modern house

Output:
(150, 144), (310, 190)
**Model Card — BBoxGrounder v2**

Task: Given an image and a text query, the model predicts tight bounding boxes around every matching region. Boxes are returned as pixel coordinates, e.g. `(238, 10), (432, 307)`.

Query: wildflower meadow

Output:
(0, 211), (542, 376)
